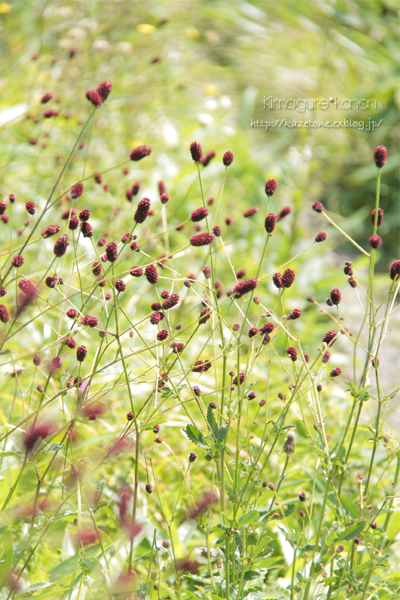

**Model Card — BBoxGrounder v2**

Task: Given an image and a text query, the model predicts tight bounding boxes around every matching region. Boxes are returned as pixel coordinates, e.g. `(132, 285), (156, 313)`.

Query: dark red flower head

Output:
(157, 329), (169, 341)
(53, 235), (69, 257)
(272, 273), (282, 288)
(81, 222), (93, 238)
(0, 305), (10, 323)
(0, 201), (7, 215)
(41, 92), (54, 104)
(24, 422), (53, 452)
(79, 209), (90, 221)
(315, 232), (327, 242)
(287, 346), (297, 361)
(69, 216), (79, 230)
(277, 206), (292, 221)
(106, 241), (118, 262)
(132, 182), (141, 197)
(41, 224), (61, 238)
(260, 322), (274, 334)
(312, 201), (324, 213)
(145, 264), (159, 284)
(162, 293), (179, 310)
(265, 213), (276, 233)
(81, 315), (98, 328)
(150, 312), (163, 325)
(115, 279), (126, 293)
(244, 207), (259, 218)
(233, 277), (258, 299)
(348, 277), (357, 288)
(130, 266), (143, 277)
(190, 233), (214, 247)
(190, 207), (209, 222)
(18, 279), (36, 296)
(288, 308), (301, 320)
(161, 193), (169, 204)
(330, 367), (341, 377)
(130, 145), (152, 161)
(222, 151), (234, 166)
(26, 201), (36, 215)
(96, 80), (112, 102)
(200, 150), (216, 167)
(12, 255), (24, 267)
(76, 345), (87, 362)
(190, 141), (202, 162)
(134, 197), (151, 223)
(265, 179), (277, 196)
(371, 208), (384, 227)
(282, 268), (295, 288)
(248, 327), (259, 338)
(213, 225), (222, 237)
(322, 330), (338, 345)
(374, 145), (387, 168)
(330, 288), (341, 305)
(66, 308), (78, 319)
(369, 235), (382, 249)
(236, 269), (246, 279)
(390, 260), (400, 281)
(71, 183), (84, 199)
(199, 307), (212, 325)
(85, 90), (102, 107)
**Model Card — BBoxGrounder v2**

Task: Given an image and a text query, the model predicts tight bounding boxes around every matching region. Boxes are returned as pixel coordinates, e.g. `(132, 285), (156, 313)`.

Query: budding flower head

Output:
(134, 197), (151, 224)
(283, 431), (295, 455)
(312, 201), (324, 213)
(390, 260), (400, 281)
(277, 206), (291, 221)
(330, 288), (341, 305)
(71, 183), (84, 199)
(96, 80), (112, 102)
(374, 145), (387, 168)
(130, 145), (152, 161)
(369, 234), (382, 249)
(145, 264), (159, 284)
(233, 278), (258, 299)
(25, 201), (35, 215)
(189, 452), (197, 463)
(85, 90), (102, 107)
(264, 213), (276, 233)
(106, 241), (118, 262)
(213, 225), (221, 237)
(190, 233), (214, 247)
(191, 207), (209, 222)
(222, 151), (234, 166)
(265, 179), (277, 196)
(282, 269), (295, 288)
(200, 150), (216, 167)
(330, 367), (342, 377)
(315, 232), (327, 242)
(287, 346), (297, 361)
(371, 208), (384, 227)
(298, 491), (306, 502)
(190, 141), (202, 162)
(273, 273), (282, 288)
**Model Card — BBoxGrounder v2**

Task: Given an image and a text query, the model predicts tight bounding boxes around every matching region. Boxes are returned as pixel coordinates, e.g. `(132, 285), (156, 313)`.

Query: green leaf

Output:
(337, 520), (366, 541)
(207, 405), (218, 437)
(284, 503), (296, 517)
(237, 510), (259, 527)
(244, 569), (262, 580)
(185, 424), (208, 449)
(216, 423), (229, 444)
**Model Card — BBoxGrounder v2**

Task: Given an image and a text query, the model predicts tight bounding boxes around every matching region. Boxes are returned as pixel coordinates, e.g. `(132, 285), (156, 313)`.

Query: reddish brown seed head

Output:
(264, 213), (276, 233)
(106, 241), (118, 262)
(312, 201), (324, 213)
(244, 207), (259, 218)
(222, 151), (234, 166)
(277, 206), (291, 221)
(190, 233), (214, 247)
(190, 207), (209, 222)
(130, 145), (152, 161)
(265, 179), (277, 196)
(96, 80), (112, 102)
(145, 264), (159, 284)
(71, 183), (84, 199)
(330, 288), (341, 305)
(200, 150), (216, 167)
(76, 345), (87, 362)
(85, 90), (102, 107)
(282, 268), (295, 288)
(374, 145), (387, 168)
(369, 235), (382, 249)
(134, 197), (151, 224)
(190, 141), (202, 162)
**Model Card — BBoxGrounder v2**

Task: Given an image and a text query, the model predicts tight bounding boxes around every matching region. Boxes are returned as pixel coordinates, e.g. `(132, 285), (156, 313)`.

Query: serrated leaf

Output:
(244, 569), (262, 581)
(185, 424), (208, 449)
(337, 520), (366, 541)
(207, 405), (218, 437)
(284, 503), (296, 517)
(237, 510), (259, 527)
(216, 423), (229, 444)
